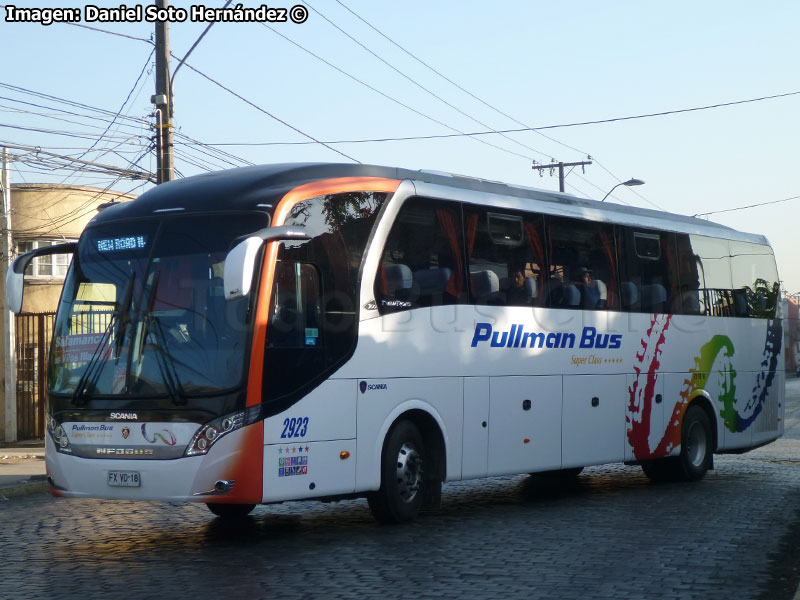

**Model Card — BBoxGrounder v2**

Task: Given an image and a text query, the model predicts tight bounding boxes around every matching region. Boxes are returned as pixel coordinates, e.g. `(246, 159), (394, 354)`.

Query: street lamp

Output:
(600, 178), (645, 202)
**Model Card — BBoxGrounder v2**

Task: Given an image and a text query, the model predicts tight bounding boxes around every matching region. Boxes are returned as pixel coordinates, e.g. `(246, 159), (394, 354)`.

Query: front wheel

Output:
(207, 503), (255, 518)
(368, 420), (430, 524)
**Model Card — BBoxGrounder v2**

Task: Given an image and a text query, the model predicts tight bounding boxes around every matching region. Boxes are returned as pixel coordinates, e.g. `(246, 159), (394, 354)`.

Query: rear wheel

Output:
(641, 405), (712, 482)
(206, 503), (255, 518)
(675, 405), (713, 481)
(368, 420), (430, 524)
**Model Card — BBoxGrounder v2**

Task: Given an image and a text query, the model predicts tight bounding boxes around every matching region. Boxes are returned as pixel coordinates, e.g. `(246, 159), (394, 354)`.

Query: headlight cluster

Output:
(185, 406), (260, 457)
(47, 414), (72, 454)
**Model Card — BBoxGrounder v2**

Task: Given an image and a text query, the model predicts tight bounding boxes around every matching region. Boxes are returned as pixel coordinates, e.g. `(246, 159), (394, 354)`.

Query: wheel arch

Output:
(686, 392), (719, 454)
(372, 402), (449, 486)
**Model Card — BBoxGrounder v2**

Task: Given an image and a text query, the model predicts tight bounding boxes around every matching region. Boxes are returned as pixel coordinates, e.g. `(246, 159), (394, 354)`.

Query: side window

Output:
(674, 234), (703, 315)
(687, 236), (733, 317)
(464, 209), (546, 307)
(617, 228), (679, 314)
(376, 198), (465, 313)
(730, 240), (779, 318)
(545, 216), (617, 310)
(266, 261), (322, 348)
(264, 190), (388, 403)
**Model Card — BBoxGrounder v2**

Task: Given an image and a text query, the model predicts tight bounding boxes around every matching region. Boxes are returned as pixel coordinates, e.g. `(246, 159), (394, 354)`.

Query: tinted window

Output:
(546, 217), (617, 310)
(617, 228), (679, 314)
(730, 240), (779, 318)
(689, 236), (733, 317)
(265, 191), (388, 402)
(376, 198), (465, 313)
(464, 208), (546, 307)
(674, 234), (703, 314)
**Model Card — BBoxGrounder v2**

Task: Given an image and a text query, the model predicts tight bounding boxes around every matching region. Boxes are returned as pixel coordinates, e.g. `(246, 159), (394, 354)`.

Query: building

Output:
(784, 297), (799, 375)
(1, 183), (136, 442)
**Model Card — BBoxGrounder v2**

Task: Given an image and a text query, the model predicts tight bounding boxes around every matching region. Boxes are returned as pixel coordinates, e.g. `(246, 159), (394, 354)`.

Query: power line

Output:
(330, 0), (656, 204)
(260, 22), (532, 163)
(47, 17), (358, 166)
(332, 0), (587, 158)
(176, 60), (361, 163)
(693, 194), (800, 217)
(188, 89), (800, 147)
(74, 47), (155, 162)
(305, 0), (552, 162)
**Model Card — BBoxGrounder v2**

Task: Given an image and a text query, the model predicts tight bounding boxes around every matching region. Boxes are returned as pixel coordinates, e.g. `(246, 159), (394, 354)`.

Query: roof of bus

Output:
(90, 163), (769, 246)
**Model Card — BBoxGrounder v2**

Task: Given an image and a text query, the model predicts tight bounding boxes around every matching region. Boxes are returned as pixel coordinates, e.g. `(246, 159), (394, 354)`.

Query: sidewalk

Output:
(0, 441), (47, 500)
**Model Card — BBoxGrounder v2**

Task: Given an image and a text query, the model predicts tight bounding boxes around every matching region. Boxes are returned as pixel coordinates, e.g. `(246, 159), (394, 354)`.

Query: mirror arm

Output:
(223, 226), (310, 301)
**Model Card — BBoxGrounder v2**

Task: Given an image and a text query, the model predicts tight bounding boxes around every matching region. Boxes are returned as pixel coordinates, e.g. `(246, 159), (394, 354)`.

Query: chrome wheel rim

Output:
(395, 442), (422, 503)
(686, 421), (707, 468)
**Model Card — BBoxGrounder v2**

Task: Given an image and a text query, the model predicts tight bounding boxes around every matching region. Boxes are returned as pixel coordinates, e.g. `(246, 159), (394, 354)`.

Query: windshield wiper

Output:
(148, 315), (187, 405)
(71, 272), (136, 404)
(137, 270), (186, 405)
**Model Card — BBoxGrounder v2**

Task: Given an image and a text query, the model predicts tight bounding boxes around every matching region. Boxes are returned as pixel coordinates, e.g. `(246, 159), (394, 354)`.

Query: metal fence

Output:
(15, 312), (56, 440)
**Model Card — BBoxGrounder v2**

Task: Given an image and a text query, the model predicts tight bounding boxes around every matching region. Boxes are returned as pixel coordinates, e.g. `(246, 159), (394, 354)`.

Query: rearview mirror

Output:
(223, 226), (310, 301)
(5, 242), (78, 313)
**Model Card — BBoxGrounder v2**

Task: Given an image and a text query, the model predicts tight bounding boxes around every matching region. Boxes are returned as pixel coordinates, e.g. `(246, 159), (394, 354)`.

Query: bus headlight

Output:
(47, 414), (72, 454)
(185, 406), (260, 457)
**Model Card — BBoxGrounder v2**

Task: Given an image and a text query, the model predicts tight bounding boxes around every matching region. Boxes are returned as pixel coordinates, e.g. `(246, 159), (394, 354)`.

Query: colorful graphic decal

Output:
(720, 318), (782, 433)
(627, 315), (676, 459)
(279, 456), (308, 477)
(140, 424), (177, 446)
(278, 446), (310, 477)
(628, 315), (783, 459)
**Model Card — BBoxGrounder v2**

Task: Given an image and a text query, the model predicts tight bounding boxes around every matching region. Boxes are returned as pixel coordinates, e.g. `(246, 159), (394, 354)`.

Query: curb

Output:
(0, 476), (49, 501)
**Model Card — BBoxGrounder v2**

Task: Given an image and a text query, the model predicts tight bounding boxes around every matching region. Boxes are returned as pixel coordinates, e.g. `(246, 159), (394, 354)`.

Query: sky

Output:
(2, 1), (798, 293)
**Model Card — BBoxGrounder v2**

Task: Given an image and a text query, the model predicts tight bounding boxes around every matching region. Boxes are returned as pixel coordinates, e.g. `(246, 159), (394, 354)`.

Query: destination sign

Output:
(96, 236), (147, 253)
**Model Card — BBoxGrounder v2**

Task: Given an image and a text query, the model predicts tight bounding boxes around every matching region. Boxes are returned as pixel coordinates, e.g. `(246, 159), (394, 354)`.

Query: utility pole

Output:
(1, 148), (17, 442)
(531, 159), (593, 193)
(153, 0), (174, 184)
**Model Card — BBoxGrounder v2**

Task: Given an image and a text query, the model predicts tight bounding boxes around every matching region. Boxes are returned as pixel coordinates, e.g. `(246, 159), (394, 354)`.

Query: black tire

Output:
(641, 458), (676, 481)
(368, 420), (428, 524)
(206, 503), (255, 518)
(641, 405), (712, 482)
(674, 405), (713, 481)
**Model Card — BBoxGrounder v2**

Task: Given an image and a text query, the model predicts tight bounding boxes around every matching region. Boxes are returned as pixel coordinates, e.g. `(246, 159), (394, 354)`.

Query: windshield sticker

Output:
(52, 334), (109, 364)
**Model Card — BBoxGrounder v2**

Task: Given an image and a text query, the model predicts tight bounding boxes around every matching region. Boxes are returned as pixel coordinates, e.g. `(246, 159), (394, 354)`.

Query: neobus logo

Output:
(360, 381), (388, 393)
(471, 323), (622, 350)
(96, 448), (154, 456)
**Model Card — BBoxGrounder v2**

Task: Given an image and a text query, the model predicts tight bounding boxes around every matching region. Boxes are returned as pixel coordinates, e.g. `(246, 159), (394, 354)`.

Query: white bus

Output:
(6, 164), (784, 522)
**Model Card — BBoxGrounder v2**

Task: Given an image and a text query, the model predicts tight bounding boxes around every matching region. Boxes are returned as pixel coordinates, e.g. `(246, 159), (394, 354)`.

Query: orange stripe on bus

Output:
(245, 177), (400, 409)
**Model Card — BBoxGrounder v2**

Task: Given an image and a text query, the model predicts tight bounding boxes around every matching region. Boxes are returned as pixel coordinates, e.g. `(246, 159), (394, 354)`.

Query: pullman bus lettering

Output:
(470, 323), (622, 350)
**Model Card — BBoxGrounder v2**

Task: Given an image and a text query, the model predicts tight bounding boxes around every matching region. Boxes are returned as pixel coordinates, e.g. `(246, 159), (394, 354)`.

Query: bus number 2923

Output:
(281, 417), (309, 439)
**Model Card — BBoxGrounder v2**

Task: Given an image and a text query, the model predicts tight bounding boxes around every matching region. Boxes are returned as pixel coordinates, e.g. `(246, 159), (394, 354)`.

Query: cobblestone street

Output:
(2, 379), (799, 600)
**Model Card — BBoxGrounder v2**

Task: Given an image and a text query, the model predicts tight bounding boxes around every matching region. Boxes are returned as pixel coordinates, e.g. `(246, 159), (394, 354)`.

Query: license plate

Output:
(107, 471), (141, 487)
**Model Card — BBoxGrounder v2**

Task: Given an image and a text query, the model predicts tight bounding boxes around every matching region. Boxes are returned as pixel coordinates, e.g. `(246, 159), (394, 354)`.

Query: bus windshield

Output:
(48, 213), (263, 399)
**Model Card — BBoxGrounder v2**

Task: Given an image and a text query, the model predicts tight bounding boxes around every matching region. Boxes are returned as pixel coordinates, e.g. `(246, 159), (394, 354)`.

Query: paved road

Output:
(2, 380), (800, 600)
